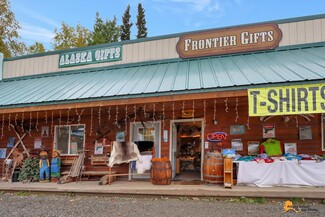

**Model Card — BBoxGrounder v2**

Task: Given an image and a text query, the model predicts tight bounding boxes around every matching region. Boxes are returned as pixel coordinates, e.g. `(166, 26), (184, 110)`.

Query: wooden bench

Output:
(61, 170), (117, 182)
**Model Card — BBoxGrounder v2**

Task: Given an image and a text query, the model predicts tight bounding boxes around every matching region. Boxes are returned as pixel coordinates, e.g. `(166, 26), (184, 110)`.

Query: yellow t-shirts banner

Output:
(248, 83), (325, 116)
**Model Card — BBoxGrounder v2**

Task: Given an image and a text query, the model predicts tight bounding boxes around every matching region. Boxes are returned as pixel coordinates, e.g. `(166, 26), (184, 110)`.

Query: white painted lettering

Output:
(184, 39), (192, 51)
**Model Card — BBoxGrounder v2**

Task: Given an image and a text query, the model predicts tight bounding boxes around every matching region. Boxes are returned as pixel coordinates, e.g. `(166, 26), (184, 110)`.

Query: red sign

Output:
(207, 132), (227, 142)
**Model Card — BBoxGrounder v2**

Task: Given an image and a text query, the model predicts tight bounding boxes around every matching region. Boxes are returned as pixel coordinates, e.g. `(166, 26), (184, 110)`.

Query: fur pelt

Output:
(108, 142), (141, 167)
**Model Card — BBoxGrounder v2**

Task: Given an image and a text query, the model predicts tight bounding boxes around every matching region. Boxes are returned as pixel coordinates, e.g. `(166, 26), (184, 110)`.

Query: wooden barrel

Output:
(151, 158), (172, 185)
(203, 152), (224, 184)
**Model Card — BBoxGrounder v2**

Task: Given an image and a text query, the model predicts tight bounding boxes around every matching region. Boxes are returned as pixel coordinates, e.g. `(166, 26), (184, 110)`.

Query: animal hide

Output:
(136, 155), (152, 174)
(108, 142), (142, 167)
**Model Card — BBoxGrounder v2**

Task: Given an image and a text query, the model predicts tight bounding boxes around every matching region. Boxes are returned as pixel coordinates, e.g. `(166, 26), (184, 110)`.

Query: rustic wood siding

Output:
(0, 97), (323, 176)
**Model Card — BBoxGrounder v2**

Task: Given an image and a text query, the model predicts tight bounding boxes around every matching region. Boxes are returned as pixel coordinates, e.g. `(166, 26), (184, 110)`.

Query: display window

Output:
(54, 125), (85, 155)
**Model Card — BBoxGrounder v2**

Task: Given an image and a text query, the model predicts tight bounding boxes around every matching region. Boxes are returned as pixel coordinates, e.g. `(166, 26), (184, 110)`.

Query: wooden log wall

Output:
(0, 96), (323, 177)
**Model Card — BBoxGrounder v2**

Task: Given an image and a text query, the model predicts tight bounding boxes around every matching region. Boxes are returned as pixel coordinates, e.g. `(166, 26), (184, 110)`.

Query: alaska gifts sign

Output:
(176, 24), (282, 58)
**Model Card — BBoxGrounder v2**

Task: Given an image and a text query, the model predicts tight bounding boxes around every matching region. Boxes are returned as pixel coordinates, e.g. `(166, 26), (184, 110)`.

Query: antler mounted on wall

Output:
(260, 114), (315, 122)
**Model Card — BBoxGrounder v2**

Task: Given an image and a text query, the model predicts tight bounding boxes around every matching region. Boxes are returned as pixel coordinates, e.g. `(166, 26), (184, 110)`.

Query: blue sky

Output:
(11, 0), (325, 50)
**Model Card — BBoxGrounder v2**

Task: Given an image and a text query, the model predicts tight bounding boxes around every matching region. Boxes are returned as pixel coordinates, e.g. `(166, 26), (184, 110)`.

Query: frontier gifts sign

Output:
(176, 24), (282, 58)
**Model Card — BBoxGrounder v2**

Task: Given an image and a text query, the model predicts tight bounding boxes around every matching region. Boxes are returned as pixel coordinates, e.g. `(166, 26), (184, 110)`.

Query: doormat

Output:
(173, 180), (202, 185)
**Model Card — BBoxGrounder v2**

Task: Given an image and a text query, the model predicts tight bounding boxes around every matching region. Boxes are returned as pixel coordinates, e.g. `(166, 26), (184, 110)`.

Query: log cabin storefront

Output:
(0, 14), (325, 187)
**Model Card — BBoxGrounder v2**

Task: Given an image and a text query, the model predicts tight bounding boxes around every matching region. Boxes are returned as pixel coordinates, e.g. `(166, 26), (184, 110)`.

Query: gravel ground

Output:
(0, 192), (324, 217)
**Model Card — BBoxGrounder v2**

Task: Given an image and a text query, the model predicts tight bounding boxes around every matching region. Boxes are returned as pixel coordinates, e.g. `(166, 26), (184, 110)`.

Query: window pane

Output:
(70, 125), (85, 154)
(138, 127), (155, 142)
(55, 127), (69, 155)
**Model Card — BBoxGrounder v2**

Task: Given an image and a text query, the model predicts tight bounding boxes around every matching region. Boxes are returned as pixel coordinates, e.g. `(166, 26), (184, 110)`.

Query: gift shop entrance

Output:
(170, 119), (204, 181)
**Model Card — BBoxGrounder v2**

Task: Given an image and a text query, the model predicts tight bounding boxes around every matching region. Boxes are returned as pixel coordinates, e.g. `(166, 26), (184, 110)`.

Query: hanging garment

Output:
(108, 142), (142, 167)
(260, 139), (283, 156)
(136, 155), (152, 174)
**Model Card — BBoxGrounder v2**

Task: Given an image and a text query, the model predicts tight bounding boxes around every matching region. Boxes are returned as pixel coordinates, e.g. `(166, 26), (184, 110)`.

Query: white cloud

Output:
(148, 0), (225, 28)
(14, 3), (60, 28)
(18, 23), (55, 45)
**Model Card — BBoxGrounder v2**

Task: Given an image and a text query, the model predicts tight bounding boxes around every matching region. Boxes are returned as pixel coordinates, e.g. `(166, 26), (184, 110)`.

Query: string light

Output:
(224, 98), (229, 112)
(89, 108), (93, 136)
(133, 105), (136, 124)
(235, 97), (239, 123)
(15, 113), (18, 126)
(152, 103), (156, 124)
(51, 110), (54, 136)
(59, 110), (62, 137)
(213, 99), (216, 122)
(1, 114), (4, 139)
(295, 116), (299, 128)
(162, 103), (165, 129)
(29, 112), (32, 136)
(115, 106), (119, 128)
(36, 112), (39, 131)
(246, 116), (251, 130)
(67, 108), (70, 125)
(8, 114), (11, 131)
(108, 107), (111, 120)
(76, 108), (84, 125)
(182, 101), (185, 116)
(45, 111), (48, 124)
(143, 104), (146, 118)
(125, 105), (128, 136)
(98, 107), (101, 126)
(21, 113), (25, 132)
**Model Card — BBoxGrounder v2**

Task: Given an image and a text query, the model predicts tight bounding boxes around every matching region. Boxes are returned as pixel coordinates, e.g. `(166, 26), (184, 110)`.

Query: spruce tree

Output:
(18, 157), (39, 182)
(136, 3), (148, 39)
(120, 4), (133, 41)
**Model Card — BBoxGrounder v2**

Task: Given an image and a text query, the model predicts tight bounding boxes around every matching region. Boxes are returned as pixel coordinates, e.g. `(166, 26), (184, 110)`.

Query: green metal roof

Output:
(1, 44), (325, 108)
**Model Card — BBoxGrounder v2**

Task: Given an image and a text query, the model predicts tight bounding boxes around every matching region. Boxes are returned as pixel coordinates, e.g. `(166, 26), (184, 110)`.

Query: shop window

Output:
(323, 114), (325, 151)
(54, 125), (85, 155)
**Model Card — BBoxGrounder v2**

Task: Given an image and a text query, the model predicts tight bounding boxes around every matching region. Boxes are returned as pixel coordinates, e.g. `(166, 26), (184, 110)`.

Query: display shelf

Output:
(224, 158), (233, 188)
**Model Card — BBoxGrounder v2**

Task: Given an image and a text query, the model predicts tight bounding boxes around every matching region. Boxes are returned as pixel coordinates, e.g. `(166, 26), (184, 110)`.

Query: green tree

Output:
(0, 0), (26, 57)
(136, 3), (148, 39)
(18, 157), (39, 182)
(89, 12), (120, 45)
(52, 22), (90, 51)
(120, 4), (133, 41)
(28, 42), (46, 54)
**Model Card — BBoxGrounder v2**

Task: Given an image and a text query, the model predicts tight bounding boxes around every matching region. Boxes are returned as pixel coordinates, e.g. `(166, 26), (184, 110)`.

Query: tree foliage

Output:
(136, 3), (148, 39)
(120, 4), (133, 41)
(18, 157), (40, 182)
(52, 22), (90, 51)
(28, 42), (46, 54)
(89, 12), (120, 45)
(0, 0), (27, 58)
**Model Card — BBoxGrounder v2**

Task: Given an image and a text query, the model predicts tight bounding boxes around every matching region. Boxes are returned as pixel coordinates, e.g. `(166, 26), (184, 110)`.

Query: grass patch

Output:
(14, 191), (33, 196)
(226, 197), (267, 204)
(290, 197), (305, 204)
(321, 199), (325, 204)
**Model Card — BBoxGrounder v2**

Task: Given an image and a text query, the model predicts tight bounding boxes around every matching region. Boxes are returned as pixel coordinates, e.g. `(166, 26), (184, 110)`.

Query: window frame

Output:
(54, 124), (85, 156)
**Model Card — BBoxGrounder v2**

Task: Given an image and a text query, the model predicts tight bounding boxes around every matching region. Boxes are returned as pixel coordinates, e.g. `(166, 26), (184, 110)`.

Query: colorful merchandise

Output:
(260, 139), (283, 156)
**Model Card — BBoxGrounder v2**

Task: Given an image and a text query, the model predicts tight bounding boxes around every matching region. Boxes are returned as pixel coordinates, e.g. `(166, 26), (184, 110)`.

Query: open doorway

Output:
(170, 119), (203, 181)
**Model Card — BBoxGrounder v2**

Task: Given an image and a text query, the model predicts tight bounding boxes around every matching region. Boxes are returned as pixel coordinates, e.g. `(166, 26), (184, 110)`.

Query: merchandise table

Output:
(236, 160), (325, 187)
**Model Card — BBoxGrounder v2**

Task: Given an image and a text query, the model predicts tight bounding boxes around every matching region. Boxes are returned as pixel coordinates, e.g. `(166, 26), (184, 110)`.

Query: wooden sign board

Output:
(177, 24), (282, 58)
